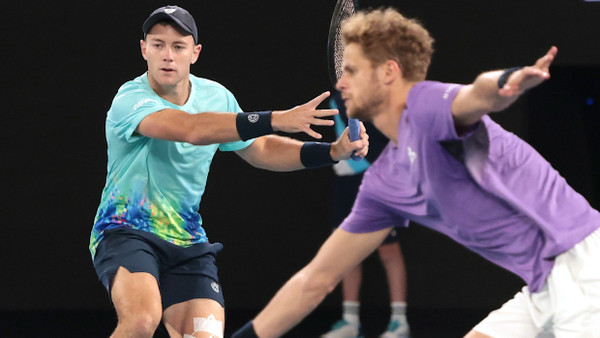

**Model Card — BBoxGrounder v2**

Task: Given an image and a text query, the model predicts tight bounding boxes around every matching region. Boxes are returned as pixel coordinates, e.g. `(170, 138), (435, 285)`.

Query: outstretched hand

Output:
(499, 46), (558, 96)
(271, 92), (338, 139)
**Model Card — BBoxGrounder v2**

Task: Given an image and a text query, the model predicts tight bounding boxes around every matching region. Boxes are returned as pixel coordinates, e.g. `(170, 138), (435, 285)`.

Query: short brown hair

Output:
(342, 8), (434, 81)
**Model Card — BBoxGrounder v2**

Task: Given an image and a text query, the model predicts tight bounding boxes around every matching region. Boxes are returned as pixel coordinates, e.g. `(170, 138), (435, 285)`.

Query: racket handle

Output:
(348, 118), (361, 161)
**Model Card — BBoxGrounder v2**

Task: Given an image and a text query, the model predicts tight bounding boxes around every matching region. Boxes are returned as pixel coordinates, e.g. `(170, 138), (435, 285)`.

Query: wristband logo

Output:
(247, 114), (260, 123)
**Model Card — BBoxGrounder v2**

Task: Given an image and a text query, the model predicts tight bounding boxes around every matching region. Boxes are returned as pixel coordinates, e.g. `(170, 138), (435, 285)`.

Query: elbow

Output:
(184, 134), (205, 146)
(183, 126), (214, 145)
(471, 94), (504, 115)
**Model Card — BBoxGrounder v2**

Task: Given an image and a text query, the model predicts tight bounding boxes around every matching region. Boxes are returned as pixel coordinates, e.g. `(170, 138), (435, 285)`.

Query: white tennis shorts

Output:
(473, 228), (600, 337)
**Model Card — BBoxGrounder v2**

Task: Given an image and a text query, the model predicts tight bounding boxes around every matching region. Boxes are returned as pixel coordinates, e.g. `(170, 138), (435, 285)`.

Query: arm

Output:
(235, 136), (304, 171)
(136, 92), (337, 145)
(235, 122), (369, 171)
(452, 46), (557, 128)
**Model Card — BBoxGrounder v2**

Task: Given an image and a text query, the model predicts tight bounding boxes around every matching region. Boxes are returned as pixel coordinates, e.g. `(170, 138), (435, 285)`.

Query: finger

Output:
(353, 141), (369, 158)
(534, 46), (558, 70)
(303, 91), (331, 109)
(546, 45), (558, 59)
(359, 122), (367, 136)
(522, 67), (550, 81)
(304, 127), (322, 139)
(356, 147), (369, 158)
(312, 109), (339, 117)
(309, 118), (335, 126)
(351, 140), (365, 149)
(522, 67), (548, 77)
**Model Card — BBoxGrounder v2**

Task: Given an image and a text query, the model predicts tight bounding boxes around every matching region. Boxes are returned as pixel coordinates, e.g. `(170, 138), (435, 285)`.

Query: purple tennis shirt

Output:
(341, 81), (600, 292)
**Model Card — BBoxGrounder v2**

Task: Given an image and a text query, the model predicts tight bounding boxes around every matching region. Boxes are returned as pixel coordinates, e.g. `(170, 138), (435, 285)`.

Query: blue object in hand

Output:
(348, 118), (361, 161)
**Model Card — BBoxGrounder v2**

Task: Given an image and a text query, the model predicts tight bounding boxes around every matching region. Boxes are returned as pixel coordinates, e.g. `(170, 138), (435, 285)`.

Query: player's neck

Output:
(372, 81), (416, 145)
(150, 77), (192, 106)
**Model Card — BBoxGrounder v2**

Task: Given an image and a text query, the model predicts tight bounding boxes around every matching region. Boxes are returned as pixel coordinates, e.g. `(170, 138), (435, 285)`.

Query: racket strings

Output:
(334, 0), (356, 81)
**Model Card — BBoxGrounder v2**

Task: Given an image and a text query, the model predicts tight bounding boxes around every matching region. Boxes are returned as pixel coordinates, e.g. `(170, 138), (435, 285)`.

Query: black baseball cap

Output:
(142, 5), (199, 44)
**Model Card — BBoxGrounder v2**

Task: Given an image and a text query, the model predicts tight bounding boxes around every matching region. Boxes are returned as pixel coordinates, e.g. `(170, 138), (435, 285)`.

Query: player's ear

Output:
(140, 39), (148, 60)
(382, 59), (400, 84)
(191, 44), (202, 64)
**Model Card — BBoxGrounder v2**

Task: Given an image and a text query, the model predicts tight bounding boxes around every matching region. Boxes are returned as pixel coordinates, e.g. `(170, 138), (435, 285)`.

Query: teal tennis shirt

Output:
(90, 73), (253, 257)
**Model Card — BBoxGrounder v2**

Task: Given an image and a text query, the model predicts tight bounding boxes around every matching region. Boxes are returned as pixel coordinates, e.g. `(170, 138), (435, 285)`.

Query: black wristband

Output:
(300, 142), (337, 169)
(236, 111), (274, 141)
(497, 67), (523, 89)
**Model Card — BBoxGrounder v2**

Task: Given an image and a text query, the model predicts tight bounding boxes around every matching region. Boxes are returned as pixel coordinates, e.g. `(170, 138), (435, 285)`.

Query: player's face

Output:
(336, 43), (386, 121)
(141, 23), (201, 91)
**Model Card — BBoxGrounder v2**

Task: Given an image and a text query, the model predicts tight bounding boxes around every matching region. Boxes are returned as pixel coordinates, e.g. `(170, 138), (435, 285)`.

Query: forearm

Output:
(472, 70), (521, 112)
(240, 136), (343, 171)
(187, 112), (242, 144)
(453, 48), (555, 128)
(241, 136), (306, 171)
(137, 109), (245, 145)
(452, 70), (521, 127)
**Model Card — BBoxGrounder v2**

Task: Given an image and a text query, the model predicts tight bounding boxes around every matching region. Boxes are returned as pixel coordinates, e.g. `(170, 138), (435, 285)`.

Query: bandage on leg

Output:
(183, 314), (223, 338)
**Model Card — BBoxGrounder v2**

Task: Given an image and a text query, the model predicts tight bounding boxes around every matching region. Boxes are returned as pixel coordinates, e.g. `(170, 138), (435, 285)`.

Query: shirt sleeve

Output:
(407, 81), (464, 141)
(340, 189), (408, 233)
(107, 87), (169, 143)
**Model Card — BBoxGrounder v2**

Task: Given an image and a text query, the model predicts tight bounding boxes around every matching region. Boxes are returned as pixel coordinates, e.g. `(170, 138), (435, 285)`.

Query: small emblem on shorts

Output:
(211, 282), (220, 293)
(248, 114), (260, 123)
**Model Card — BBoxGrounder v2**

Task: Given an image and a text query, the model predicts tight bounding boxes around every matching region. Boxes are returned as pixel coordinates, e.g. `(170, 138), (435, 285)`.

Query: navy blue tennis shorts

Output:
(93, 227), (225, 309)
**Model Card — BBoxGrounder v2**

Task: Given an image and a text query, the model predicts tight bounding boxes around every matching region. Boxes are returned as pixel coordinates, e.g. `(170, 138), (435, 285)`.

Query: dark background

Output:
(2, 0), (600, 337)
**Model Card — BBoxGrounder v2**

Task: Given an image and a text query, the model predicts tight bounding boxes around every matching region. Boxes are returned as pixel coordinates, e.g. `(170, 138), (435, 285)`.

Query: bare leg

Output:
(341, 264), (363, 302)
(377, 241), (411, 337)
(377, 242), (407, 303)
(252, 227), (391, 338)
(163, 299), (225, 338)
(110, 267), (163, 338)
(464, 330), (493, 338)
(320, 264), (362, 336)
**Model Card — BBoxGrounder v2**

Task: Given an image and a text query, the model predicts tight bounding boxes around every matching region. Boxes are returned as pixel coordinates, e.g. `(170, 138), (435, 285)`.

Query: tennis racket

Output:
(328, 0), (361, 160)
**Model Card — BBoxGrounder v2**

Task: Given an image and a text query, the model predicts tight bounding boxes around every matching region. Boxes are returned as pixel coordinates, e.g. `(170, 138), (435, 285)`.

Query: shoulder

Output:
(108, 74), (165, 120)
(189, 74), (234, 95)
(189, 75), (240, 111)
(188, 74), (241, 112)
(405, 81), (464, 139)
(114, 74), (155, 102)
(407, 81), (463, 107)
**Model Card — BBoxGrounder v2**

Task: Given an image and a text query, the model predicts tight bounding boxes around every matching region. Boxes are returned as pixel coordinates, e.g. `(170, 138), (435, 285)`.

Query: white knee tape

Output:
(183, 314), (223, 338)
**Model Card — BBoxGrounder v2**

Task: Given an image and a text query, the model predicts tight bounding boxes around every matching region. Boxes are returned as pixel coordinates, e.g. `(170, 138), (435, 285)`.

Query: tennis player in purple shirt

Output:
(233, 8), (600, 338)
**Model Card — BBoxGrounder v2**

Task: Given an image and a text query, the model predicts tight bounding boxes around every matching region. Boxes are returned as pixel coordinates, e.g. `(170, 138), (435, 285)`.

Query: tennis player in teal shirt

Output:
(90, 5), (369, 338)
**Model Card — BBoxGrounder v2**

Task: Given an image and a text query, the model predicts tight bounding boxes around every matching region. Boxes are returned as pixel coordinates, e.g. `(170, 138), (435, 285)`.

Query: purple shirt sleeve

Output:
(340, 186), (408, 233)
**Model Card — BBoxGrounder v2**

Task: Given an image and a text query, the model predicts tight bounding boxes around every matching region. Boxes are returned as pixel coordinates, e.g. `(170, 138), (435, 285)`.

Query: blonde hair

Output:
(342, 8), (434, 81)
